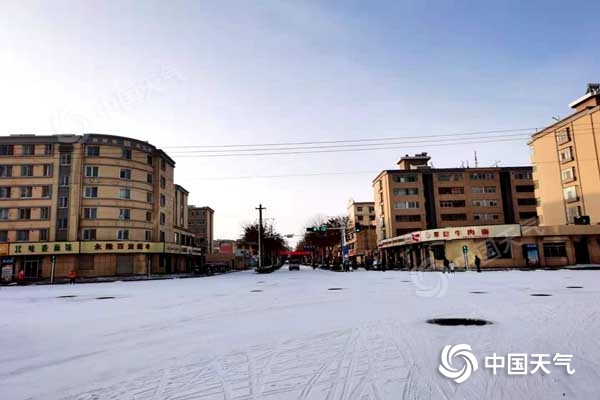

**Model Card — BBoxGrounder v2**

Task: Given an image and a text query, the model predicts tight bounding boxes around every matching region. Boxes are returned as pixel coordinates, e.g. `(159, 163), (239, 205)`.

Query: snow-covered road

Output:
(1, 266), (599, 399)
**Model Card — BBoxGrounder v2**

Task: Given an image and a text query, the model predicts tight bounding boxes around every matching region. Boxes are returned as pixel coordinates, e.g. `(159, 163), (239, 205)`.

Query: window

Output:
(555, 128), (571, 145)
(147, 173), (153, 184)
(42, 185), (52, 198)
(44, 144), (53, 156)
(0, 231), (6, 242)
(174, 232), (179, 244)
(146, 192), (153, 203)
(393, 188), (419, 196)
(438, 173), (463, 181)
(57, 218), (68, 229)
(160, 194), (166, 207)
(60, 153), (71, 165)
(357, 215), (364, 221)
(120, 168), (132, 180)
(86, 146), (100, 157)
(561, 167), (575, 183)
(519, 211), (537, 220)
(40, 207), (50, 220)
(471, 186), (497, 193)
(559, 147), (573, 163)
(160, 158), (166, 171)
(22, 144), (35, 155)
(121, 148), (132, 160)
(147, 155), (153, 165)
(0, 145), (14, 155)
(470, 172), (495, 180)
(119, 188), (131, 199)
(392, 174), (417, 183)
(566, 206), (581, 223)
(0, 208), (7, 220)
(368, 207), (374, 213)
(84, 187), (98, 198)
(517, 198), (537, 206)
(85, 166), (99, 177)
(513, 171), (532, 180)
(117, 229), (129, 240)
(145, 230), (152, 241)
(20, 186), (32, 198)
(58, 175), (70, 187)
(440, 213), (467, 221)
(119, 208), (131, 220)
(440, 200), (466, 208)
(160, 176), (166, 189)
(0, 165), (12, 177)
(84, 207), (97, 219)
(82, 229), (97, 240)
(21, 165), (33, 177)
(563, 186), (578, 203)
(39, 229), (49, 241)
(146, 211), (152, 221)
(58, 196), (68, 208)
(357, 207), (363, 212)
(543, 242), (567, 258)
(394, 201), (419, 209)
(160, 231), (165, 242)
(438, 187), (464, 195)
(515, 185), (534, 193)
(0, 187), (11, 198)
(474, 213), (499, 221)
(472, 199), (498, 207)
(486, 238), (512, 259)
(16, 230), (29, 241)
(395, 215), (421, 222)
(160, 212), (166, 225)
(43, 164), (53, 177)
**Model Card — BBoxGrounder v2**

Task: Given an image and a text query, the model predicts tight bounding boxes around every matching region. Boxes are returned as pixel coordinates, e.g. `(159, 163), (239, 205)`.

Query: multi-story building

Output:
(188, 206), (214, 254)
(529, 83), (600, 226)
(372, 152), (537, 242)
(0, 134), (199, 280)
(346, 200), (376, 262)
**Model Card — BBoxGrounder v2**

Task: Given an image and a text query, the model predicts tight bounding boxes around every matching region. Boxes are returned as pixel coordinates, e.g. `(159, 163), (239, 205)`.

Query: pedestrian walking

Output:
(449, 260), (455, 274)
(67, 270), (78, 284)
(443, 258), (450, 274)
(475, 255), (482, 273)
(407, 257), (412, 271)
(16, 269), (25, 285)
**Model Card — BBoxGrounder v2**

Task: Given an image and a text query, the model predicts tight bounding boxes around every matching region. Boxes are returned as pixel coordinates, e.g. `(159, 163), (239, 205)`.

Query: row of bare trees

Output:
(240, 221), (288, 267)
(295, 215), (349, 265)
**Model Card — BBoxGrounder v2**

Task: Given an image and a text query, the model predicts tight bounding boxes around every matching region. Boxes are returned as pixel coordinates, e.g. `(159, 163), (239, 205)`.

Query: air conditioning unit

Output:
(574, 215), (590, 225)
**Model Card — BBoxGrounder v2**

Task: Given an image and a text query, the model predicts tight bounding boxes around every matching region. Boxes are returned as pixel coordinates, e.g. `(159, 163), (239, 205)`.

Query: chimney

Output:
(569, 83), (600, 111)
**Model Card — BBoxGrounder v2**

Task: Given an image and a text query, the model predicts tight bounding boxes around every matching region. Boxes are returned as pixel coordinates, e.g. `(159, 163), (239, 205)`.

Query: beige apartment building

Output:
(372, 153), (537, 243)
(0, 134), (200, 281)
(188, 206), (214, 254)
(529, 83), (600, 226)
(346, 200), (376, 262)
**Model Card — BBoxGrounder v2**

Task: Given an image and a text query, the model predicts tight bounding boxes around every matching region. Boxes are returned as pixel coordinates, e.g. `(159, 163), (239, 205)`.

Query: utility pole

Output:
(256, 204), (266, 269)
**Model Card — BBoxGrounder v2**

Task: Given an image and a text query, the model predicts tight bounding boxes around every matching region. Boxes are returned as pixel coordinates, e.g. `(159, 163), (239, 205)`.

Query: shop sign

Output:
(80, 242), (164, 253)
(10, 242), (79, 255)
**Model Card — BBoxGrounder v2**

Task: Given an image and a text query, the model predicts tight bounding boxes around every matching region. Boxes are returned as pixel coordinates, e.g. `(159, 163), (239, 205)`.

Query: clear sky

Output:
(2, 0), (600, 245)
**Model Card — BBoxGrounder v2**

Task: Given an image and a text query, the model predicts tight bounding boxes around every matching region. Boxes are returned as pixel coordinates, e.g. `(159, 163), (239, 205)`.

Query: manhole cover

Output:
(257, 281), (265, 283)
(250, 290), (263, 293)
(530, 294), (552, 297)
(427, 318), (492, 326)
(96, 296), (115, 300)
(400, 280), (411, 283)
(470, 291), (488, 294)
(328, 288), (344, 291)
(566, 286), (583, 289)
(57, 295), (77, 298)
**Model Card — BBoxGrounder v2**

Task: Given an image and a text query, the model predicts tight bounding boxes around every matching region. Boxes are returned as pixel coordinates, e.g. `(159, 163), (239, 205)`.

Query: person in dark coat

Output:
(474, 255), (482, 273)
(443, 258), (450, 274)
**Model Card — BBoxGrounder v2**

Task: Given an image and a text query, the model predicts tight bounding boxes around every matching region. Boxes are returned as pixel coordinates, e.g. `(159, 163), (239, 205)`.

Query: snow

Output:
(1, 266), (599, 399)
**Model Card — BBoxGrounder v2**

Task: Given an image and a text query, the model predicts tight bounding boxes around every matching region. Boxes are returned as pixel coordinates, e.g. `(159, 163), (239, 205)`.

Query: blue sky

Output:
(2, 0), (600, 243)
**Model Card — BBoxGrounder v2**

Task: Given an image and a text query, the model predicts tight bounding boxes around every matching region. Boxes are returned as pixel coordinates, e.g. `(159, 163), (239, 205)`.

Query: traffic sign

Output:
(462, 245), (468, 254)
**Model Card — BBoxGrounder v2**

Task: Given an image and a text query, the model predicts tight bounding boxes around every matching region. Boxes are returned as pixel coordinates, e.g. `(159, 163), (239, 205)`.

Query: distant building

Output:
(188, 206), (214, 254)
(529, 83), (600, 226)
(372, 152), (537, 242)
(346, 199), (376, 262)
(213, 239), (235, 254)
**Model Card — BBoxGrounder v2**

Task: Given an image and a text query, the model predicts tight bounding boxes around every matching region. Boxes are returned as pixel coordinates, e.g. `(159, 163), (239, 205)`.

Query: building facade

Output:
(346, 200), (376, 262)
(0, 134), (199, 280)
(372, 153), (537, 242)
(529, 83), (600, 226)
(188, 206), (214, 254)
